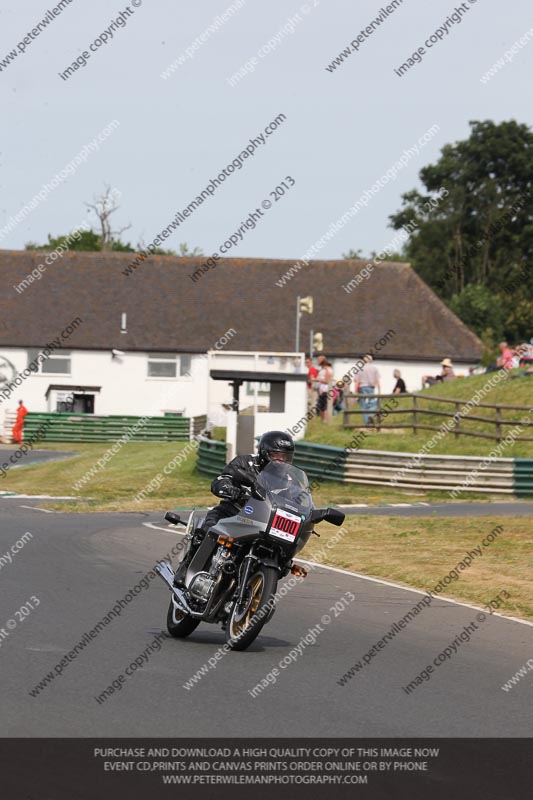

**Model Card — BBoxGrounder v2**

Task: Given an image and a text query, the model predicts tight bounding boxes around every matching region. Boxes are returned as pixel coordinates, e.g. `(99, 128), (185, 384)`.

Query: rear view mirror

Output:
(165, 511), (184, 526)
(324, 508), (345, 526)
(311, 508), (345, 526)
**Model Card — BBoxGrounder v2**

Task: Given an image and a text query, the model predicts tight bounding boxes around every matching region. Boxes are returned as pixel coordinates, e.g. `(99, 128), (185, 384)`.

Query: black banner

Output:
(1, 738), (531, 799)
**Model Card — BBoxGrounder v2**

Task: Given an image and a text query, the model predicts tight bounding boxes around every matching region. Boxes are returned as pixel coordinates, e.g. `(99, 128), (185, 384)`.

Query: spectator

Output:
(315, 354), (333, 422)
(392, 369), (407, 394)
(422, 358), (456, 388)
(496, 341), (516, 371)
(305, 357), (318, 390)
(356, 355), (381, 426)
(518, 342), (533, 368)
(440, 358), (456, 381)
(12, 399), (28, 444)
(332, 380), (345, 414)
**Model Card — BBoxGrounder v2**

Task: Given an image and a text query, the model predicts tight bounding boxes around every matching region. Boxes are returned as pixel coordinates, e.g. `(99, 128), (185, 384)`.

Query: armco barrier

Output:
(294, 441), (347, 482)
(292, 442), (530, 497)
(514, 459), (533, 497)
(197, 437), (227, 478)
(193, 439), (532, 498)
(195, 440), (345, 483)
(344, 449), (515, 493)
(23, 412), (192, 443)
(1, 410), (16, 443)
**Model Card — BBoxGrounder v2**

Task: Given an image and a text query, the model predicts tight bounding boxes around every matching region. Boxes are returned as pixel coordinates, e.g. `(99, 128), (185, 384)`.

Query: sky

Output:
(1, 0), (532, 261)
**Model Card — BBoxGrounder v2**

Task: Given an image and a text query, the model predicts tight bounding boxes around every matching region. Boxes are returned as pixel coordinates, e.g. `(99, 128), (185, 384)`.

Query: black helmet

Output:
(257, 430), (295, 468)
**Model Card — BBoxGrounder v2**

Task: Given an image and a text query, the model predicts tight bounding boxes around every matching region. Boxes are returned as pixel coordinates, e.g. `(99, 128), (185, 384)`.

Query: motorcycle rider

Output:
(174, 431), (295, 586)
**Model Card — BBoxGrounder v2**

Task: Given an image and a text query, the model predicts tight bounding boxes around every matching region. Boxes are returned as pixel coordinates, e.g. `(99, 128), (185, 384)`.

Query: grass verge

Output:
(2, 444), (530, 618)
(0, 442), (516, 511)
(306, 516), (533, 620)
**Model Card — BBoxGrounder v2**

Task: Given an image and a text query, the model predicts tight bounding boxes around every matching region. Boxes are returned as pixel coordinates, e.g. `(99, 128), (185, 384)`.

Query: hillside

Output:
(305, 370), (533, 458)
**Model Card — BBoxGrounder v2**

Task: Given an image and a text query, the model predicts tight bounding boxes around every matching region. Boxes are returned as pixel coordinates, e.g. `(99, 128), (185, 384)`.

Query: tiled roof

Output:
(0, 250), (483, 361)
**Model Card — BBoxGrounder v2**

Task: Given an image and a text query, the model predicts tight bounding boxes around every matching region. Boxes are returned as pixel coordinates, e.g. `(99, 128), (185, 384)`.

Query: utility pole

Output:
(295, 295), (301, 354)
(296, 296), (314, 353)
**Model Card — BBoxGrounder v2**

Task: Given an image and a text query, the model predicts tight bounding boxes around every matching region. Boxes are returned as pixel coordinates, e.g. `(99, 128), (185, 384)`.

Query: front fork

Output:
(233, 549), (288, 609)
(235, 553), (260, 607)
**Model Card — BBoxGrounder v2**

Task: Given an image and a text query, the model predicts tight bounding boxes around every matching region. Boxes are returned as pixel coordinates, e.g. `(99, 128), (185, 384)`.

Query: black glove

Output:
(219, 485), (245, 502)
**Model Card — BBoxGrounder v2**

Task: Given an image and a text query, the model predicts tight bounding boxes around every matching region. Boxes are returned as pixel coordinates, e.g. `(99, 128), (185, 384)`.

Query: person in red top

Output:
(496, 342), (516, 371)
(305, 357), (318, 389)
(12, 400), (28, 444)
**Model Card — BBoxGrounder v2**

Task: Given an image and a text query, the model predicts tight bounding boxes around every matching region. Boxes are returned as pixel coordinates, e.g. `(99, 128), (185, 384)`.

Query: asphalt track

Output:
(1, 499), (532, 738)
(0, 445), (76, 474)
(341, 501), (533, 517)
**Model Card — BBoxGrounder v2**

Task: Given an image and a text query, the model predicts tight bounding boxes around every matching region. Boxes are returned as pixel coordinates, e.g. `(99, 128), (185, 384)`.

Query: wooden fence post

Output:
(454, 402), (461, 440)
(495, 406), (502, 442)
(375, 393), (382, 431)
(412, 395), (418, 435)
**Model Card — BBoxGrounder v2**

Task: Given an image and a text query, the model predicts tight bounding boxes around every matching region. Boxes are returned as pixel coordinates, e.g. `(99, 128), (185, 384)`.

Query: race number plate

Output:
(269, 509), (301, 542)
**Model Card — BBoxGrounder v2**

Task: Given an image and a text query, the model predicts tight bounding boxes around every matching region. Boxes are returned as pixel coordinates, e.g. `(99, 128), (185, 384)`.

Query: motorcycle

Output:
(155, 461), (345, 651)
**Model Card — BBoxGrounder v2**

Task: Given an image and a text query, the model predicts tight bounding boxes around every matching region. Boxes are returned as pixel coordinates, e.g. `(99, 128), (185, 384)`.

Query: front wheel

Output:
(166, 598), (200, 638)
(225, 566), (278, 651)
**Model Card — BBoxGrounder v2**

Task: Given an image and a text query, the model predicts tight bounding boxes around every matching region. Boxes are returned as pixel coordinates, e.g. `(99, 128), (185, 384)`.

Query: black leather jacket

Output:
(210, 454), (263, 515)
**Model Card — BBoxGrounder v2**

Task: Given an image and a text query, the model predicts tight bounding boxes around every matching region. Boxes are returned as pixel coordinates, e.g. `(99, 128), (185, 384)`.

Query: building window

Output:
(245, 381), (270, 396)
(180, 354), (192, 376)
(148, 354), (177, 378)
(147, 354), (192, 378)
(27, 349), (71, 375)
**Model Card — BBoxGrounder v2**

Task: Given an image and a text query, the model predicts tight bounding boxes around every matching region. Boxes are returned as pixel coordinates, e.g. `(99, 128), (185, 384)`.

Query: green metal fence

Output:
(194, 438), (532, 498)
(514, 460), (533, 497)
(23, 412), (190, 443)
(197, 437), (227, 478)
(294, 441), (532, 499)
(294, 441), (347, 483)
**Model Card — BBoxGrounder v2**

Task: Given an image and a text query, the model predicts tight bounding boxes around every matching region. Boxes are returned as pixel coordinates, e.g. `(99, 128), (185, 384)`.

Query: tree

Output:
(342, 248), (407, 263)
(138, 241), (204, 257)
(86, 185), (132, 251)
(448, 284), (505, 353)
(342, 248), (363, 259)
(368, 249), (406, 262)
(26, 230), (102, 252)
(389, 120), (533, 340)
(25, 187), (203, 256)
(178, 242), (204, 256)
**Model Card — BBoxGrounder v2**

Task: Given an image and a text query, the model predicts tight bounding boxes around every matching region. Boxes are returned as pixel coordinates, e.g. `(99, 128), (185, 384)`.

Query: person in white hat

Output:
(421, 359), (455, 388)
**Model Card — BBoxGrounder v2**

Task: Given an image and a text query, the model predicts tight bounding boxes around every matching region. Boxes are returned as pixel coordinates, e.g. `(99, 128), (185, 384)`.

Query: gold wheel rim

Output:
(170, 599), (186, 624)
(229, 573), (264, 638)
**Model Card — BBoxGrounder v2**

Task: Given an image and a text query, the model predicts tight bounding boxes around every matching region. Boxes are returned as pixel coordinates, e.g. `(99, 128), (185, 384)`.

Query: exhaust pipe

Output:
(155, 561), (203, 618)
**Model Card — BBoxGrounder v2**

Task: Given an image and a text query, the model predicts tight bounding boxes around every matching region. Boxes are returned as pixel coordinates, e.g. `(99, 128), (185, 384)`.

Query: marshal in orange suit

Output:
(12, 400), (28, 444)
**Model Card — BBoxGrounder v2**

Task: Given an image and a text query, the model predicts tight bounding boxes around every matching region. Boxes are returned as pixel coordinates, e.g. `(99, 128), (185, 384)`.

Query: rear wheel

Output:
(225, 566), (278, 651)
(166, 598), (200, 638)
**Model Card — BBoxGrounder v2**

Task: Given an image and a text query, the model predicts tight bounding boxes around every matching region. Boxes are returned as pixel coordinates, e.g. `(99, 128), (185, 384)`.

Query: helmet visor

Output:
(267, 449), (294, 464)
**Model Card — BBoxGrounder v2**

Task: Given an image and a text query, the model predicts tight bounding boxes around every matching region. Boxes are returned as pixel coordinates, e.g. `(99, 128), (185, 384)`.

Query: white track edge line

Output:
(295, 558), (533, 628)
(19, 505), (55, 513)
(142, 523), (533, 628)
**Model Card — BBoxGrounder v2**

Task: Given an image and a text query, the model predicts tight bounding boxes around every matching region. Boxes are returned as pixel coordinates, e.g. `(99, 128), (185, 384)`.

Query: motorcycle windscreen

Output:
(258, 462), (313, 545)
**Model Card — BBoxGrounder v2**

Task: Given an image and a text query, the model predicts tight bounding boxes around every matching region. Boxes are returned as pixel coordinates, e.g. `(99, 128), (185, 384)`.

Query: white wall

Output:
(0, 345), (477, 430)
(0, 348), (208, 418)
(253, 381), (309, 440)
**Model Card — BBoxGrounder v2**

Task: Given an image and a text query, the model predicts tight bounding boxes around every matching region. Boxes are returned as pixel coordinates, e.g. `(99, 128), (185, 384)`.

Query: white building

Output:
(0, 250), (483, 434)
